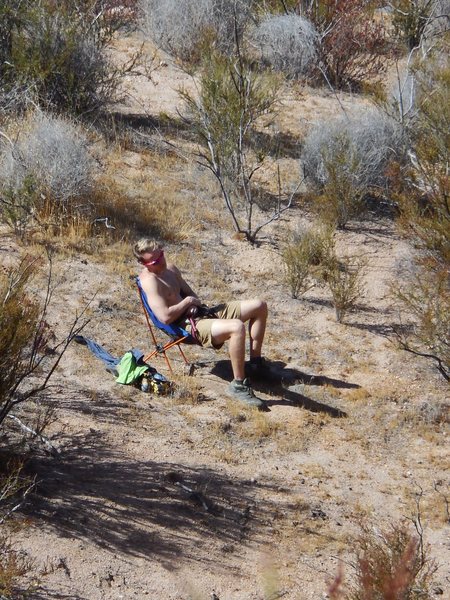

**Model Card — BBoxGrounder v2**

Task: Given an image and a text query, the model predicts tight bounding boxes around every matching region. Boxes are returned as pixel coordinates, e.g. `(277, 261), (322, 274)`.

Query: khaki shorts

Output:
(186, 301), (241, 349)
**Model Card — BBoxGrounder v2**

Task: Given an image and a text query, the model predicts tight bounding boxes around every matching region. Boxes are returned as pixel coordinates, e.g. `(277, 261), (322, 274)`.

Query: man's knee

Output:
(229, 319), (246, 336)
(210, 318), (245, 343)
(259, 299), (268, 315)
(240, 298), (268, 322)
(252, 299), (268, 319)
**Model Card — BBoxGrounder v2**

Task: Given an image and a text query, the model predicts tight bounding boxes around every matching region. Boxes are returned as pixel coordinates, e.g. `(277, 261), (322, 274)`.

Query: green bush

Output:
(314, 134), (367, 229)
(325, 255), (366, 323)
(282, 224), (334, 298)
(0, 0), (136, 115)
(391, 0), (449, 50)
(392, 267), (449, 381)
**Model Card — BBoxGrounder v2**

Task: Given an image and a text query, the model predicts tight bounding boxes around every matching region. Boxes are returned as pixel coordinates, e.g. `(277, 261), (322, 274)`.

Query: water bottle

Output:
(141, 376), (149, 392)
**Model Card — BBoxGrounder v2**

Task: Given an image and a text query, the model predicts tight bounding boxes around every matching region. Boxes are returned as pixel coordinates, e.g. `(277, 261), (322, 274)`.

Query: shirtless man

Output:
(134, 238), (270, 408)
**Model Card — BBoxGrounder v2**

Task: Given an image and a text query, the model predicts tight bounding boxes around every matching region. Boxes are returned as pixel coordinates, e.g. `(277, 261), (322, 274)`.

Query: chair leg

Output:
(143, 348), (174, 374)
(162, 351), (174, 374)
(177, 345), (189, 365)
(144, 338), (191, 374)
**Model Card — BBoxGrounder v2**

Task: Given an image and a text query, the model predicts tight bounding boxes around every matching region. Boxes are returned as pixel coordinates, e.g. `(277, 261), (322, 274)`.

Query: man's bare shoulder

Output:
(139, 268), (157, 285)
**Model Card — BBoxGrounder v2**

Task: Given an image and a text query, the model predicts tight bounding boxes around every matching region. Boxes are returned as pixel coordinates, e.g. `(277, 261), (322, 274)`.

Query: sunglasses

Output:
(141, 250), (164, 267)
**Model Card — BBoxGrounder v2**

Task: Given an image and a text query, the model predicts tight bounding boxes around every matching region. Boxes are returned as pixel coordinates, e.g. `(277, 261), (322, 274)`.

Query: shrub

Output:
(0, 259), (44, 428)
(304, 0), (391, 89)
(254, 0), (298, 12)
(325, 255), (366, 323)
(400, 53), (450, 266)
(0, 256), (88, 430)
(329, 521), (436, 599)
(0, 530), (35, 599)
(139, 0), (253, 62)
(388, 53), (449, 381)
(251, 14), (319, 78)
(282, 224), (334, 298)
(1, 113), (94, 203)
(303, 108), (406, 191)
(312, 134), (368, 229)
(301, 107), (406, 227)
(0, 0), (138, 115)
(0, 112), (95, 234)
(391, 0), (450, 50)
(392, 266), (449, 381)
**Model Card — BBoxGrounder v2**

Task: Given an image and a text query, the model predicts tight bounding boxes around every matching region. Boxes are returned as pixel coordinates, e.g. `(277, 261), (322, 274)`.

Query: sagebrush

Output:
(251, 13), (318, 78)
(302, 107), (406, 227)
(140, 0), (253, 62)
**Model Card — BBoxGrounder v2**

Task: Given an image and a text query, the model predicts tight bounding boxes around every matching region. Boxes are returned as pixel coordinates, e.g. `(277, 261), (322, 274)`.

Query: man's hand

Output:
(185, 296), (201, 307)
(184, 296), (201, 318)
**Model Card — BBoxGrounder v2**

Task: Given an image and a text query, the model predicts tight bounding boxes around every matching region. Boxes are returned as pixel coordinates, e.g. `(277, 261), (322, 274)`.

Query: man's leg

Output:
(210, 319), (246, 380)
(210, 318), (265, 408)
(239, 299), (268, 359)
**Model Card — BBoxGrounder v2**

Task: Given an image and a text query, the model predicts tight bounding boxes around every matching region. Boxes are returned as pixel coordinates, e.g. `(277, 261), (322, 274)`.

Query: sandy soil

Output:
(2, 32), (449, 600)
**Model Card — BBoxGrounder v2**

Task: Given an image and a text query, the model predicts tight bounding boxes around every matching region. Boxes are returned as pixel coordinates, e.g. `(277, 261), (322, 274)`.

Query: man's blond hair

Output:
(133, 238), (161, 260)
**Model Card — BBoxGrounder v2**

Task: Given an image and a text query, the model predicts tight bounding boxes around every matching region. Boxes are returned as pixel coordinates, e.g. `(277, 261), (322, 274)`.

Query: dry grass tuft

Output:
(0, 533), (35, 599)
(171, 375), (205, 405)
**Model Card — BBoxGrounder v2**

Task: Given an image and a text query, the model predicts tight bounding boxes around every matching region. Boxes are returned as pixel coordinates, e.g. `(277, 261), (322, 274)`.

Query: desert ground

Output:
(2, 31), (449, 600)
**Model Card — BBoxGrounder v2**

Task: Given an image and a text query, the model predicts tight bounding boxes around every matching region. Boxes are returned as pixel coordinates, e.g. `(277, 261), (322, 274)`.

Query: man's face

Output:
(140, 249), (166, 273)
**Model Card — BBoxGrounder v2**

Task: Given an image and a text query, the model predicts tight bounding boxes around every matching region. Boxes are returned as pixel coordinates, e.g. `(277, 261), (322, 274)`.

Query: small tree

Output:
(181, 47), (299, 242)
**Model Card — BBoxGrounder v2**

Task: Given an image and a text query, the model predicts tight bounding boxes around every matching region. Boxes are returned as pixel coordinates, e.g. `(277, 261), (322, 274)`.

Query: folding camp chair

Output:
(136, 277), (199, 374)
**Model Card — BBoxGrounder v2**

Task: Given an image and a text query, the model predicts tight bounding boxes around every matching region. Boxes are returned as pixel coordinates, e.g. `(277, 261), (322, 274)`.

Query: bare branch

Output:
(6, 415), (59, 456)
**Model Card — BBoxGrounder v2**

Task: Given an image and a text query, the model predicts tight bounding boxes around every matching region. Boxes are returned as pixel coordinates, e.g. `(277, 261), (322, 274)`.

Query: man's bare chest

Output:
(156, 272), (181, 301)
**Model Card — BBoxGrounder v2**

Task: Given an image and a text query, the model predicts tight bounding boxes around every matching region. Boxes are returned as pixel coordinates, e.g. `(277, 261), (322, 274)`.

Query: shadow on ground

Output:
(97, 112), (197, 153)
(44, 387), (135, 425)
(30, 591), (87, 600)
(23, 431), (284, 572)
(210, 360), (353, 417)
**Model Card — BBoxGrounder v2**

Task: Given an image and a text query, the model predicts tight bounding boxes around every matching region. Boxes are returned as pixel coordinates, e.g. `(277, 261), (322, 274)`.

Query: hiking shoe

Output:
(246, 357), (280, 383)
(228, 378), (265, 409)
